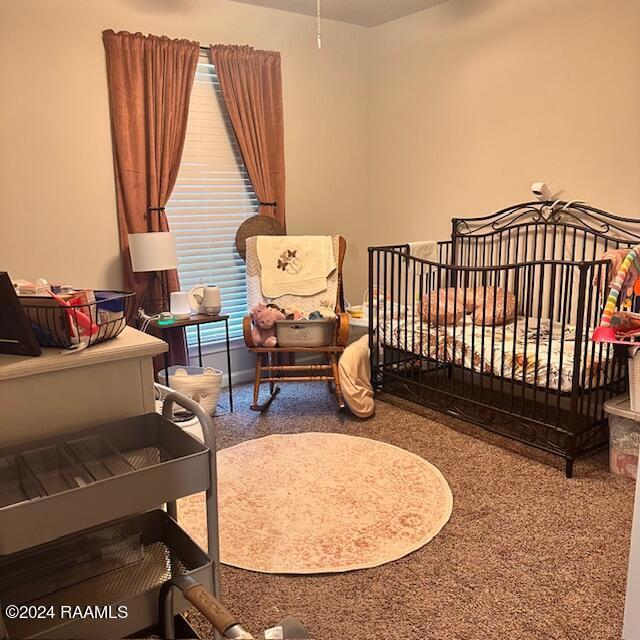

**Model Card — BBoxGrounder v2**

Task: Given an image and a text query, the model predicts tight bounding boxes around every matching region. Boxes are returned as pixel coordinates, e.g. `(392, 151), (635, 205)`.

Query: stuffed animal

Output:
(308, 306), (336, 320)
(251, 303), (285, 347)
(284, 306), (304, 320)
(318, 305), (336, 319)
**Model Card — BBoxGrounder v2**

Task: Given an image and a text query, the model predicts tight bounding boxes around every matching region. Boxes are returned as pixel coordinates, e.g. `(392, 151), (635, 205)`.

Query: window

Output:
(166, 50), (257, 346)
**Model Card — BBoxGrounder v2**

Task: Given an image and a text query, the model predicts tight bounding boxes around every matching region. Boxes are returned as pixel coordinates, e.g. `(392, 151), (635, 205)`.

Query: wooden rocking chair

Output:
(242, 235), (350, 412)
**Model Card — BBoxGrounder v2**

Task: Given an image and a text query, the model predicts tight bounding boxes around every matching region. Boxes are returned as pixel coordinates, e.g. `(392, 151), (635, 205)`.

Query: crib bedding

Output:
(380, 315), (611, 393)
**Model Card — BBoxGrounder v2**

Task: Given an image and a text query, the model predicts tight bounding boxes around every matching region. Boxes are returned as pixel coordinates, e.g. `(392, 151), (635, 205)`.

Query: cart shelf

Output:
(0, 413), (210, 555)
(4, 510), (213, 639)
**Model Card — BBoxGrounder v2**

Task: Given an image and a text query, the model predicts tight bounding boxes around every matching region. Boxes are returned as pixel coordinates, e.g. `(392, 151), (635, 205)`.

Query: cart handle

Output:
(162, 391), (214, 449)
(183, 583), (248, 638)
(160, 576), (252, 639)
(161, 390), (221, 601)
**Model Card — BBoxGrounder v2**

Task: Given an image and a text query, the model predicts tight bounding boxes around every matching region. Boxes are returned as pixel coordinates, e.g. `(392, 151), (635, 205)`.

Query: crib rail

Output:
(368, 244), (625, 471)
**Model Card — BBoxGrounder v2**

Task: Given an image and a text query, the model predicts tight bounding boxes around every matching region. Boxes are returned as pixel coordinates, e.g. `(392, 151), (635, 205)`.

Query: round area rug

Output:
(217, 432), (453, 574)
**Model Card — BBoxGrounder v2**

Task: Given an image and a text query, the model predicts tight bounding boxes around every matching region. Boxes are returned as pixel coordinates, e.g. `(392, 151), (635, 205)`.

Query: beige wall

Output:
(2, 0), (640, 304)
(368, 0), (640, 247)
(0, 0), (369, 301)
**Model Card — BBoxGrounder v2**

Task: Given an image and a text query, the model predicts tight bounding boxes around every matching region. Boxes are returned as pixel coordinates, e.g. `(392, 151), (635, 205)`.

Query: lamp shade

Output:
(128, 232), (178, 272)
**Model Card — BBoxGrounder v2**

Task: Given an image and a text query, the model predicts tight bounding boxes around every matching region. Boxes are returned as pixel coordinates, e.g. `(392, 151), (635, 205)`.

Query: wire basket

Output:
(19, 291), (134, 349)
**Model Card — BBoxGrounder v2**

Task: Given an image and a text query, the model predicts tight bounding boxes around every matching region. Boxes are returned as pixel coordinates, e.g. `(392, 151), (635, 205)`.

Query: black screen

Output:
(0, 272), (41, 357)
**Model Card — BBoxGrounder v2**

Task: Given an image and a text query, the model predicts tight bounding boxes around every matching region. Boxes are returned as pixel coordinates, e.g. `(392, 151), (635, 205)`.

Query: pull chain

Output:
(317, 0), (322, 49)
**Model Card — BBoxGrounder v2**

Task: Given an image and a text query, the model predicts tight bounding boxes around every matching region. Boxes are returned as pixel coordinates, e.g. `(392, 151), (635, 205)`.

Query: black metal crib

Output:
(368, 201), (640, 477)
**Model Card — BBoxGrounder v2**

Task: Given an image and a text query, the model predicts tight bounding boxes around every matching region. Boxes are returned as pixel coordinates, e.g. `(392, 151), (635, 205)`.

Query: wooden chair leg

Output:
(251, 353), (262, 410)
(269, 352), (277, 394)
(251, 352), (280, 413)
(250, 350), (343, 412)
(329, 352), (345, 409)
(325, 352), (334, 394)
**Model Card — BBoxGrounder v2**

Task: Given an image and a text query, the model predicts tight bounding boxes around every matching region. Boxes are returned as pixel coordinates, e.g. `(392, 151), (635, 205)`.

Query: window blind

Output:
(166, 51), (257, 346)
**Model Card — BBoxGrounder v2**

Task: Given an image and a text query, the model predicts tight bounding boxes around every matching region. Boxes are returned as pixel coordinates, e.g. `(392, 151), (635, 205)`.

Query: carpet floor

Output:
(178, 383), (635, 640)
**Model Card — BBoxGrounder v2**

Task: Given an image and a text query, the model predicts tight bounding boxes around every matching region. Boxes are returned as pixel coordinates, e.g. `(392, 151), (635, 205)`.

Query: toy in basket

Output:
(593, 243), (640, 343)
(18, 289), (134, 349)
(593, 242), (640, 411)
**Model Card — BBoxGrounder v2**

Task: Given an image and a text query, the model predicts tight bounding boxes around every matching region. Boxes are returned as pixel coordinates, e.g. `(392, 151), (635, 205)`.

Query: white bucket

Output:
(159, 365), (223, 416)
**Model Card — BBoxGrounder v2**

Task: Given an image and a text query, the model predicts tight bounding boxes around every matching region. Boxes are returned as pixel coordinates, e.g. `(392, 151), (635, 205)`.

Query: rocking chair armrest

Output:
(243, 314), (257, 348)
(336, 312), (350, 347)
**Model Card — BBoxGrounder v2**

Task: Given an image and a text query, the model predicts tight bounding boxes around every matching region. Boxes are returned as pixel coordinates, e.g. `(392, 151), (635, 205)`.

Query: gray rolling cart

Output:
(0, 392), (251, 639)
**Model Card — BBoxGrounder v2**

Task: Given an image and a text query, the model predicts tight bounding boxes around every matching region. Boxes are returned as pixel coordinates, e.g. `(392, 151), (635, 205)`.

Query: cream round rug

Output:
(217, 433), (453, 574)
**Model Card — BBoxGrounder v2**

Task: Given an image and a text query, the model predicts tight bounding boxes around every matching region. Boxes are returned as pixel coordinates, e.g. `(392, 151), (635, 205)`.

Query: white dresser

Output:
(0, 327), (167, 447)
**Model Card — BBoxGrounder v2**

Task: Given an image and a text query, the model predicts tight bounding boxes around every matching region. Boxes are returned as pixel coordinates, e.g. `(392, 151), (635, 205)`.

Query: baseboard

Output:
(224, 366), (254, 387)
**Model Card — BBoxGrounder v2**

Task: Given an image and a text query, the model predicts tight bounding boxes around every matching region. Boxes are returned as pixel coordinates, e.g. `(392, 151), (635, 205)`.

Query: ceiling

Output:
(227, 0), (451, 27)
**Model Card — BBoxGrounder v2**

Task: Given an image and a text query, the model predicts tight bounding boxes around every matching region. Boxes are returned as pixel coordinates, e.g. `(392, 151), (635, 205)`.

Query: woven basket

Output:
(235, 215), (285, 261)
(167, 367), (223, 416)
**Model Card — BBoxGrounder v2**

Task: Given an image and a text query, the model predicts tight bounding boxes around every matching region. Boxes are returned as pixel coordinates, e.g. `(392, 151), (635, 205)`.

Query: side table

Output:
(149, 313), (233, 413)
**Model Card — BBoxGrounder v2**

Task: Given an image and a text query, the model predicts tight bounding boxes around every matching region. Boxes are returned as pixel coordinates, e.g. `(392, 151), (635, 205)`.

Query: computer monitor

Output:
(0, 272), (41, 357)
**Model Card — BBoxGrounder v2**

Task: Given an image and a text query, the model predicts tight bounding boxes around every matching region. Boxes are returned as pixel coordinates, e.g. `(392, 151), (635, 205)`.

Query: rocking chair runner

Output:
(242, 235), (350, 412)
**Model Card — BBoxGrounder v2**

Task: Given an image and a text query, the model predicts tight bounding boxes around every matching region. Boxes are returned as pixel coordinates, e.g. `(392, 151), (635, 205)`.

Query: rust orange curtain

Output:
(103, 29), (199, 364)
(210, 45), (286, 229)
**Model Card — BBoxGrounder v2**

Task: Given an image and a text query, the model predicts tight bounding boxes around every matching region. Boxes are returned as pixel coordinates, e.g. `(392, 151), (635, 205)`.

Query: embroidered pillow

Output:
(472, 286), (516, 326)
(421, 288), (473, 325)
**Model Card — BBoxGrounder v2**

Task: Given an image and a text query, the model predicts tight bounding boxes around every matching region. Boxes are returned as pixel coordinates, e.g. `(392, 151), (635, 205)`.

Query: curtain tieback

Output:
(258, 201), (277, 207)
(146, 206), (167, 231)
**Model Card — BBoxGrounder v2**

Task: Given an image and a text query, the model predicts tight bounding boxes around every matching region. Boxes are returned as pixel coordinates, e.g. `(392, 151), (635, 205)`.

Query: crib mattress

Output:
(380, 316), (612, 393)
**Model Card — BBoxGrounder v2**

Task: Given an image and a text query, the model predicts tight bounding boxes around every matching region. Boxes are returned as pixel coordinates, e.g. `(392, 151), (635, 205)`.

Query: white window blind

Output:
(166, 50), (257, 346)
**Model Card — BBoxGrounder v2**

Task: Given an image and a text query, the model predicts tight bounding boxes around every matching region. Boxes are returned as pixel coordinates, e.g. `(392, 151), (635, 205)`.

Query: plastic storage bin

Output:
(605, 395), (640, 479)
(276, 319), (334, 348)
(0, 454), (43, 507)
(21, 444), (94, 495)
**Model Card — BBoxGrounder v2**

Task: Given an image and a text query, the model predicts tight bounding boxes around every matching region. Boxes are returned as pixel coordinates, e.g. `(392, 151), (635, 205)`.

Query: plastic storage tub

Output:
(605, 395), (640, 479)
(0, 454), (43, 507)
(276, 319), (334, 348)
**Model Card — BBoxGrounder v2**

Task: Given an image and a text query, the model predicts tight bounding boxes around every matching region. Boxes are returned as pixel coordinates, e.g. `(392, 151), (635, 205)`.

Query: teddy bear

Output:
(250, 303), (285, 347)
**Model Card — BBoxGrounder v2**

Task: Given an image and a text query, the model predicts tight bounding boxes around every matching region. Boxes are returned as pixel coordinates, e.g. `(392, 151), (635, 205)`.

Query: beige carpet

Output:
(216, 432), (452, 573)
(178, 383), (635, 640)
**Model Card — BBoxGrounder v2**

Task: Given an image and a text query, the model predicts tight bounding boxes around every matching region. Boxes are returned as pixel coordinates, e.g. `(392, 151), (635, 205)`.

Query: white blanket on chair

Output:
(409, 240), (440, 261)
(257, 235), (336, 298)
